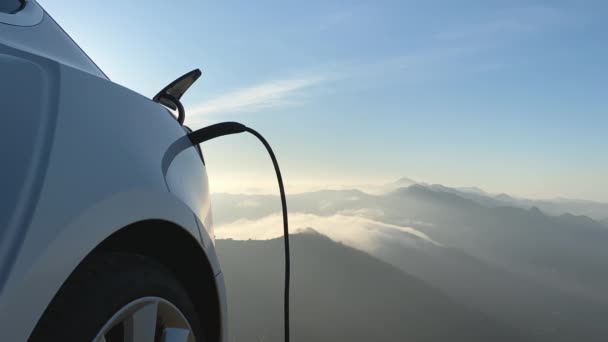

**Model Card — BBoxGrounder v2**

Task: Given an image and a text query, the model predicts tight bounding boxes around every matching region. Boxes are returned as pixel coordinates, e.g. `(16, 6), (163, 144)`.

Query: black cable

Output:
(244, 127), (290, 342)
(187, 122), (290, 342)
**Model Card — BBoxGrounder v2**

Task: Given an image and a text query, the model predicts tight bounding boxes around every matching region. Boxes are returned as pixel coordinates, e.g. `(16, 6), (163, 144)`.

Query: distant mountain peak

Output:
(295, 227), (322, 236)
(456, 186), (489, 196)
(395, 177), (417, 186)
(495, 193), (514, 201)
(393, 183), (470, 200)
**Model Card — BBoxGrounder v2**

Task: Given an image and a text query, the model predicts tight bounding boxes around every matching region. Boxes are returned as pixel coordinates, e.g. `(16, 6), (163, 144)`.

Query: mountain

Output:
(438, 185), (608, 221)
(216, 232), (525, 342)
(212, 185), (608, 297)
(428, 184), (514, 208)
(394, 176), (417, 187)
(535, 198), (608, 221)
(383, 185), (608, 301)
(457, 186), (489, 196)
(369, 228), (608, 341)
(213, 184), (608, 340)
(378, 178), (608, 221)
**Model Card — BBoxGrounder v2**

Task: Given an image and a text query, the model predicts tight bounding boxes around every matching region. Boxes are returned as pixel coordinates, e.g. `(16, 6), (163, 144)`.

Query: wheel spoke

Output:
(123, 302), (159, 342)
(94, 297), (194, 342)
(161, 327), (191, 342)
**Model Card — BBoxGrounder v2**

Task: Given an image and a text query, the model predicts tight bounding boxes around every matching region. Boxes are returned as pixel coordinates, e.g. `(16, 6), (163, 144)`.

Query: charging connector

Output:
(187, 122), (290, 342)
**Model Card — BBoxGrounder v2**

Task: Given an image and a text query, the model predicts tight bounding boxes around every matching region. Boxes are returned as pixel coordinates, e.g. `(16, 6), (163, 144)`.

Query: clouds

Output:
(190, 75), (325, 116)
(214, 212), (441, 254)
(188, 5), (571, 119)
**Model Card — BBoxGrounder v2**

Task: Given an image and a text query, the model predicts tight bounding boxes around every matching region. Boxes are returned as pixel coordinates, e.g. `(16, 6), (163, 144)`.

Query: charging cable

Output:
(187, 122), (290, 342)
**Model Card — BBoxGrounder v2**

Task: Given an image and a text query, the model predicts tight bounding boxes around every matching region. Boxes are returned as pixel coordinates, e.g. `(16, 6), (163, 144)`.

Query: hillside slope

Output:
(217, 232), (524, 342)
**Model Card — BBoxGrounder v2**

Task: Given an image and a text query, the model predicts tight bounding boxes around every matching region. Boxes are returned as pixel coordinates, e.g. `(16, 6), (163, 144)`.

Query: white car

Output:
(0, 1), (227, 341)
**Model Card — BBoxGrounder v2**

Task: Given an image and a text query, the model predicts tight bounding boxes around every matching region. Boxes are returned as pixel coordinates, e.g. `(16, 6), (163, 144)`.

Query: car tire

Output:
(29, 251), (206, 342)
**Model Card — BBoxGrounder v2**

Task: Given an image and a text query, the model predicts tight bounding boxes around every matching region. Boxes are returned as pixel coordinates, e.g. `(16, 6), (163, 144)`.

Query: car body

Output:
(0, 1), (226, 341)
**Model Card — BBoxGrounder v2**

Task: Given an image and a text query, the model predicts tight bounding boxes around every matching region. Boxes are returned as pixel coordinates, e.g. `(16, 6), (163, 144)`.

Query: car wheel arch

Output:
(89, 219), (222, 342)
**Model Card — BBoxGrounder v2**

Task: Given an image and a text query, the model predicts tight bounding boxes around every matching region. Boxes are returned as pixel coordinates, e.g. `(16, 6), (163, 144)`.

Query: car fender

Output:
(0, 59), (218, 340)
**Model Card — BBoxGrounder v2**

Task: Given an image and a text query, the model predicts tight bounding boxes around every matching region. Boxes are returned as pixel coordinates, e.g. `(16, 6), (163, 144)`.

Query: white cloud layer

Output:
(215, 212), (440, 254)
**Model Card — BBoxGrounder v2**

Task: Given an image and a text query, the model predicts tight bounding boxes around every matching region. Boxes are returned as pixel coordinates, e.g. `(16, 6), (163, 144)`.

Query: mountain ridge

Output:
(217, 233), (526, 342)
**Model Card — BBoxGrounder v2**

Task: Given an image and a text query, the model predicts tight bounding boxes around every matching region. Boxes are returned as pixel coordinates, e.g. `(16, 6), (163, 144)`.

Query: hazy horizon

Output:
(208, 177), (608, 204)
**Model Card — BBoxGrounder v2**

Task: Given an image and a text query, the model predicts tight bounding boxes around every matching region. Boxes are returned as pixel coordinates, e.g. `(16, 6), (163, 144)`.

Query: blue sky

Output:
(41, 0), (608, 201)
